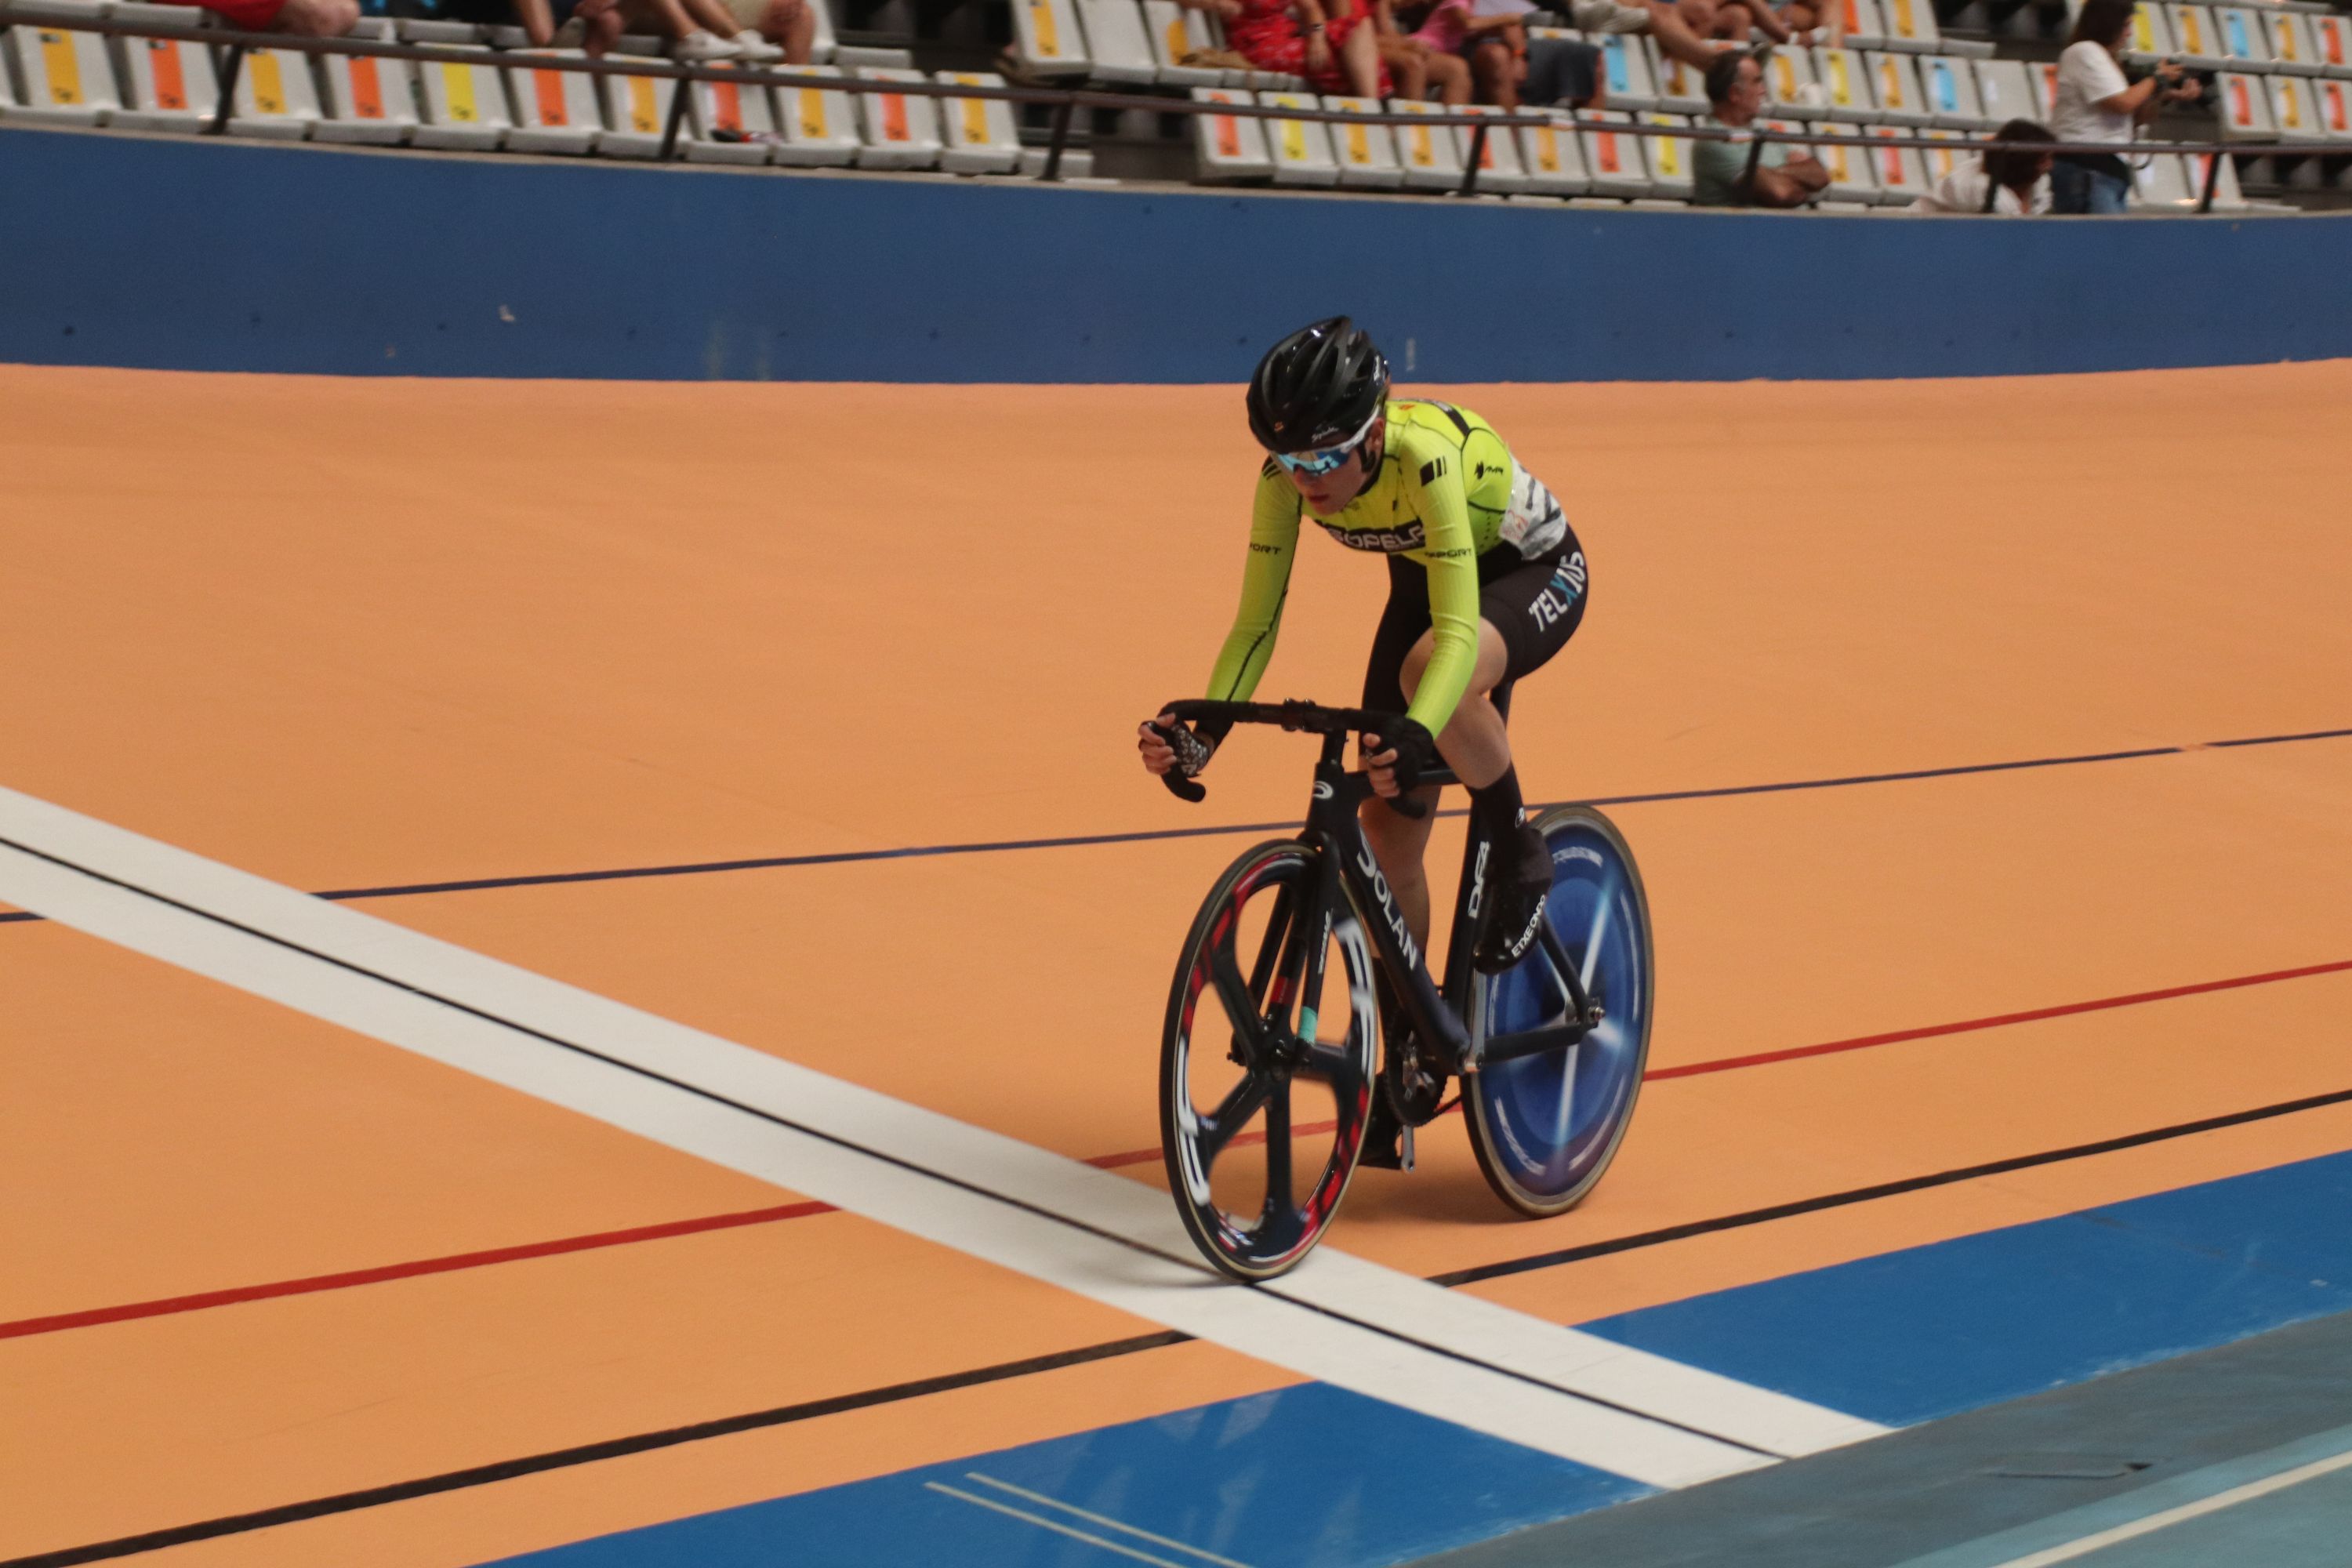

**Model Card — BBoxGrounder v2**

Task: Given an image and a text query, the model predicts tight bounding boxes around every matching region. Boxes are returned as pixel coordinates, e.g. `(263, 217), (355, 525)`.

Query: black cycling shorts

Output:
(1361, 528), (1588, 726)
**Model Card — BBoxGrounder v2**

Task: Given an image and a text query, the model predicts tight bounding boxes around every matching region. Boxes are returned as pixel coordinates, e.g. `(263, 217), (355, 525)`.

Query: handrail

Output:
(2, 1), (2341, 188)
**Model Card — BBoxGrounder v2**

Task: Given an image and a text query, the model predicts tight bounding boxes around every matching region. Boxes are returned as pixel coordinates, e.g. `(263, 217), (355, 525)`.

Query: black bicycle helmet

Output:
(1246, 317), (1390, 454)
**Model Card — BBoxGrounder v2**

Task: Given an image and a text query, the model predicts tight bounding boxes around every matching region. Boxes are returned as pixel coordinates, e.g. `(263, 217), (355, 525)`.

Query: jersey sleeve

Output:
(1401, 445), (1483, 735)
(1203, 463), (1305, 708)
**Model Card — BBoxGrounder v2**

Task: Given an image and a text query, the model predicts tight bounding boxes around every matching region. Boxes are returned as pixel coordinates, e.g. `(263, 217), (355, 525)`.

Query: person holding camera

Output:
(2051, 0), (2203, 214)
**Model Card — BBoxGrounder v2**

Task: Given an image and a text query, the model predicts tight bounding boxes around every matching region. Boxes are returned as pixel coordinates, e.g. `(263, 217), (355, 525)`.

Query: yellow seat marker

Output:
(38, 30), (82, 106)
(442, 60), (477, 122)
(248, 51), (286, 115)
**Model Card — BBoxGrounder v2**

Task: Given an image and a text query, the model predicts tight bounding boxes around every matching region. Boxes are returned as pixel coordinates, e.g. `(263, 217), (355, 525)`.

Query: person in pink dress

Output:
(1224, 0), (1390, 97)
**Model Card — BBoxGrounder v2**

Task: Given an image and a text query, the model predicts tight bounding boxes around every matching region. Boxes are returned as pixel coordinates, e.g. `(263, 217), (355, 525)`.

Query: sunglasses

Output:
(1271, 405), (1380, 477)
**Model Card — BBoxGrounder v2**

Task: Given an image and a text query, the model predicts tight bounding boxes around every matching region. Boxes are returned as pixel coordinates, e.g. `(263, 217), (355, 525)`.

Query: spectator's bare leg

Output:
(762, 0), (815, 60)
(514, 0), (557, 45)
(582, 0), (626, 53)
(619, 0), (698, 40)
(1471, 38), (1517, 107)
(681, 0), (750, 36)
(1647, 2), (1722, 68)
(1378, 36), (1429, 100)
(1713, 0), (1754, 38)
(1341, 19), (1381, 100)
(1428, 49), (1470, 106)
(274, 0), (358, 35)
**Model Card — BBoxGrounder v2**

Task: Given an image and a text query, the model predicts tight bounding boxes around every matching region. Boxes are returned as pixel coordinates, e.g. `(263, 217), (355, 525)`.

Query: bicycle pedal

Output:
(1358, 1117), (1415, 1172)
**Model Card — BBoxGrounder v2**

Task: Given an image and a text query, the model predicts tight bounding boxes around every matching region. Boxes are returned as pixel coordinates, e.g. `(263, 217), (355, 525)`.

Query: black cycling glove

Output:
(1157, 720), (1219, 779)
(1374, 717), (1437, 793)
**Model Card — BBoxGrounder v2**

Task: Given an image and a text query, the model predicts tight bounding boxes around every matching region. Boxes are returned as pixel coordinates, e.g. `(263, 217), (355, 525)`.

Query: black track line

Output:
(2, 724), (2342, 926)
(15, 1080), (2351, 1566)
(0, 833), (1780, 1458)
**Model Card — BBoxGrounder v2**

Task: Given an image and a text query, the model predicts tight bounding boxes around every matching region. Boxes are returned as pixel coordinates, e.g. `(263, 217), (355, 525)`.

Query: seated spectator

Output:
(1567, 0), (1735, 72)
(1225, 0), (1388, 98)
(1911, 118), (2055, 213)
(160, 0), (359, 38)
(1690, 50), (1830, 205)
(1710, 0), (1839, 47)
(1377, 0), (1475, 103)
(513, 0), (785, 59)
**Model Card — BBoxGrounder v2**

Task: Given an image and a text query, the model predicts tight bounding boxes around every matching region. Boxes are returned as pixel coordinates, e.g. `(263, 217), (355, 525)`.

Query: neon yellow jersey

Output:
(1205, 400), (1565, 735)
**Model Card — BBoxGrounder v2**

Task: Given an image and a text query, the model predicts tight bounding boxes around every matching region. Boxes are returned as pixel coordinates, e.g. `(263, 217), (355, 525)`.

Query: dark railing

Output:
(0, 0), (2339, 211)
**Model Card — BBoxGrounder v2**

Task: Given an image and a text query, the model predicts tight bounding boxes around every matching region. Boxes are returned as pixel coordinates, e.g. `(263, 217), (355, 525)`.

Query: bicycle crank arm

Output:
(1476, 1021), (1592, 1067)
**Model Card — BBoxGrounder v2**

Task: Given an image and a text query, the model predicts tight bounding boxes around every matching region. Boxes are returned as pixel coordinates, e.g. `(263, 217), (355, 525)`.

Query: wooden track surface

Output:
(3, 362), (2348, 1566)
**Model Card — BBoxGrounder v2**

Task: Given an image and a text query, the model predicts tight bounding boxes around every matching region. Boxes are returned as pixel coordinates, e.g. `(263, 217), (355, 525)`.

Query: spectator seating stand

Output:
(1323, 92), (1405, 188)
(854, 65), (946, 169)
(109, 2), (214, 132)
(1389, 97), (1467, 191)
(508, 49), (604, 155)
(314, 18), (419, 144)
(1188, 83), (1274, 179)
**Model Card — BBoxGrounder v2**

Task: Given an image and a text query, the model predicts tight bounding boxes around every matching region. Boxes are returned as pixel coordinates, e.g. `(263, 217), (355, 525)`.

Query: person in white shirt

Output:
(1911, 118), (2056, 214)
(2049, 0), (2201, 213)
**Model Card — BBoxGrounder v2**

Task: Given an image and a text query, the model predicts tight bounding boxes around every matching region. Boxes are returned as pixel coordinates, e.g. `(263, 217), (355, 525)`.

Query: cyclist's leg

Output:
(1359, 568), (1449, 950)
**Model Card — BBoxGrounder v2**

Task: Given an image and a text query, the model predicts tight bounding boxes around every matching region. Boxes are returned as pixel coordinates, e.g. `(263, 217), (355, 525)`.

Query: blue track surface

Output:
(490, 1148), (2352, 1567)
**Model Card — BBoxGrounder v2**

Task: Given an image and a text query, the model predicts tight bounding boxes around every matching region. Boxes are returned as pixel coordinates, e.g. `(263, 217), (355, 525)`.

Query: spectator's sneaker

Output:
(550, 16), (586, 45)
(730, 30), (785, 60)
(673, 29), (740, 60)
(1472, 823), (1555, 975)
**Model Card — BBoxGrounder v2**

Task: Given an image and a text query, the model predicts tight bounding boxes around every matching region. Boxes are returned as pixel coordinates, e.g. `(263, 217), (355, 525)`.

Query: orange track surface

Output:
(3, 362), (2350, 1567)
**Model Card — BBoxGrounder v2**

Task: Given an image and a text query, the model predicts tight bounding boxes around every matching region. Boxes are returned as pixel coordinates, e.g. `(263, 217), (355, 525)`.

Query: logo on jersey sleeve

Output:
(1417, 457), (1450, 485)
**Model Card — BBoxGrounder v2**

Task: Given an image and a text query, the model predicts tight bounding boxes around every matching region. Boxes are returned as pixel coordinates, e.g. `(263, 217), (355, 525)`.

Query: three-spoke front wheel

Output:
(1464, 804), (1653, 1218)
(1160, 840), (1377, 1280)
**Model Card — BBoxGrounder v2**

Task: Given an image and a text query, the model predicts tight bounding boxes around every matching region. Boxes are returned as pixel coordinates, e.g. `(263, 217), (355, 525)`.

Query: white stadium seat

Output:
(315, 27), (418, 146)
(1581, 110), (1651, 197)
(1189, 86), (1273, 179)
(1593, 31), (1658, 112)
(1838, 0), (1890, 53)
(2267, 72), (2325, 139)
(113, 16), (219, 133)
(2136, 149), (2248, 209)
(935, 71), (1022, 174)
(1650, 43), (1705, 115)
(597, 70), (679, 158)
(4, 6), (118, 125)
(1918, 55), (1990, 129)
(1456, 103), (1530, 193)
(2262, 11), (2325, 76)
(1640, 112), (1694, 199)
(853, 67), (943, 168)
(1811, 47), (1878, 123)
(2318, 78), (2352, 140)
(1011, 0), (1091, 78)
(414, 57), (510, 150)
(1391, 98), (1467, 189)
(1863, 124), (1929, 202)
(1971, 57), (2038, 125)
(1258, 90), (1339, 186)
(1877, 0), (1941, 53)
(1144, 0), (1225, 87)
(2165, 6), (2229, 70)
(1517, 117), (1591, 194)
(771, 64), (859, 165)
(684, 67), (779, 165)
(1076, 0), (1157, 85)
(2310, 14), (2350, 78)
(2118, 2), (2171, 67)
(1916, 126), (1965, 188)
(2211, 6), (2273, 72)
(228, 47), (321, 140)
(1323, 94), (1403, 188)
(1813, 123), (1882, 202)
(1866, 50), (1933, 126)
(506, 52), (604, 155)
(2213, 69), (2278, 137)
(1761, 46), (1824, 118)
(0, 38), (15, 112)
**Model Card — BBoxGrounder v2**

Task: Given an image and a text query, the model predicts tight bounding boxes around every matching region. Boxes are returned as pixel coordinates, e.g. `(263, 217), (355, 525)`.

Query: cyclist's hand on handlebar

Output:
(1139, 712), (1217, 779)
(1361, 717), (1436, 798)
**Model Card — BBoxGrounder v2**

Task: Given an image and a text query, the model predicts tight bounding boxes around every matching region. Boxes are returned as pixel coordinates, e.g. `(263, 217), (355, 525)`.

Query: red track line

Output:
(1643, 957), (2352, 1082)
(9, 956), (2346, 1345)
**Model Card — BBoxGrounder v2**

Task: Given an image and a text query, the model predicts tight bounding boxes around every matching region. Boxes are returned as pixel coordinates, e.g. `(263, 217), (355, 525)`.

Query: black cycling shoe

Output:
(1359, 1091), (1414, 1171)
(1473, 823), (1555, 975)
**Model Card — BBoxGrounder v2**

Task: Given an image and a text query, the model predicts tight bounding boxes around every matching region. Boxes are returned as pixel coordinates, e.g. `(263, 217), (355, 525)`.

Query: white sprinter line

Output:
(0, 783), (1881, 1484)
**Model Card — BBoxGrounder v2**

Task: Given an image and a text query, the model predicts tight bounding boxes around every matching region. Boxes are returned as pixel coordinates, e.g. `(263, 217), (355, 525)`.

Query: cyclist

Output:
(1138, 316), (1588, 980)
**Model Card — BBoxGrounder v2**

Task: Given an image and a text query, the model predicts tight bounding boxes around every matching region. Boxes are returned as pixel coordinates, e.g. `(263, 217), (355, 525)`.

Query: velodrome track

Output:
(4, 360), (2351, 1566)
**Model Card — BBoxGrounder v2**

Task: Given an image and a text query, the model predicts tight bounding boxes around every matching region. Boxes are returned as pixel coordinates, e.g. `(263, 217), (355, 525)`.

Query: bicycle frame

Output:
(1294, 729), (1597, 1078)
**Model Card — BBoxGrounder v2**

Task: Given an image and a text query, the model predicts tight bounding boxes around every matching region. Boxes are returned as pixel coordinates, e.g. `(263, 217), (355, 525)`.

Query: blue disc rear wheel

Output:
(1463, 804), (1653, 1218)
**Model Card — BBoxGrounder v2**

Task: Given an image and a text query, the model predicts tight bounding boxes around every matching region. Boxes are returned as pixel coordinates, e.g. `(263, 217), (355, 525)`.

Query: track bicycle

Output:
(1148, 699), (1654, 1281)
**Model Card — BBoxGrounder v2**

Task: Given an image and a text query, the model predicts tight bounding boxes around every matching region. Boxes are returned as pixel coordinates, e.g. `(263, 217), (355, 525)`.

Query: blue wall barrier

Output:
(3, 125), (2348, 382)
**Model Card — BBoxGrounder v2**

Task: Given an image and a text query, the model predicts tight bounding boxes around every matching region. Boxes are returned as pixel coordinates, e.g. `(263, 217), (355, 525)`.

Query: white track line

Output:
(0, 783), (1881, 1483)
